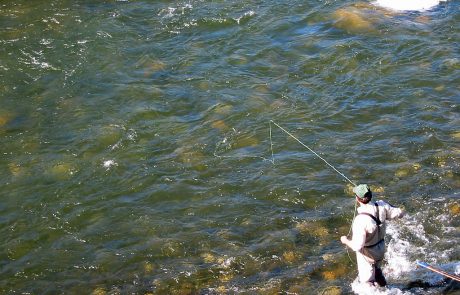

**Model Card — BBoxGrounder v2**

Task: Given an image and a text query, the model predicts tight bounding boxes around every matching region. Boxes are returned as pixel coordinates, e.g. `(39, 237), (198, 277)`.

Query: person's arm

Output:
(384, 202), (405, 220)
(340, 216), (367, 252)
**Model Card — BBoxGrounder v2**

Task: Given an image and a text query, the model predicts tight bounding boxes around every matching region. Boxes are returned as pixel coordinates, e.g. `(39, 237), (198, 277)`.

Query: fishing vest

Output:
(359, 203), (386, 263)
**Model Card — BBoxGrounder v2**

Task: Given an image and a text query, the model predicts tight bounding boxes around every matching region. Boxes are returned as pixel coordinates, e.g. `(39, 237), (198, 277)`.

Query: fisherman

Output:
(340, 184), (405, 287)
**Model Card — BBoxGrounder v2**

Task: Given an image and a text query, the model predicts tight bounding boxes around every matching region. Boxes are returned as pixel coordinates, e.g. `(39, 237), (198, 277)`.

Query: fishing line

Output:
(269, 121), (275, 164)
(269, 120), (356, 186)
(269, 120), (358, 263)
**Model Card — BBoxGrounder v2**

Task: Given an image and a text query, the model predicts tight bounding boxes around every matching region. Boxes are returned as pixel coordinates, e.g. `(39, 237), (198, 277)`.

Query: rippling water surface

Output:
(1, 1), (459, 294)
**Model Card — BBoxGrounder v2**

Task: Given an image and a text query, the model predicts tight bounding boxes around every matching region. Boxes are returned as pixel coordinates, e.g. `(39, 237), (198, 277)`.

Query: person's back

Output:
(356, 200), (404, 240)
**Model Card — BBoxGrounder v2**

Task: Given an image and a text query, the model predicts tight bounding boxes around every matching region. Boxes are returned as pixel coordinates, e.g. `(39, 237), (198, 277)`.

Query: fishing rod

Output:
(417, 262), (460, 282)
(269, 120), (357, 187)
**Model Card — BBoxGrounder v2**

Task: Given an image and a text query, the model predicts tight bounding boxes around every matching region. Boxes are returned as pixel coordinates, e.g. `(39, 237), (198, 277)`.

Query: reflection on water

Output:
(1, 0), (459, 294)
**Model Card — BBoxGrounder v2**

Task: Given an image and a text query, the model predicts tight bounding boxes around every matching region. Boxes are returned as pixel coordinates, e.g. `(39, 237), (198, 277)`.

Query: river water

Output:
(1, 1), (459, 294)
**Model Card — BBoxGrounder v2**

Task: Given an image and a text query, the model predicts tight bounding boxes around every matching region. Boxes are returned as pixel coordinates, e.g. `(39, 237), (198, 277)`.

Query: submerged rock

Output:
(175, 148), (207, 171)
(172, 282), (195, 295)
(218, 272), (233, 283)
(282, 251), (298, 264)
(227, 53), (248, 66)
(8, 163), (24, 177)
(295, 221), (310, 234)
(395, 166), (413, 178)
(332, 8), (374, 34)
(311, 225), (329, 238)
(253, 84), (270, 94)
(48, 162), (76, 180)
(161, 240), (184, 258)
(270, 99), (288, 109)
(0, 110), (15, 133)
(0, 113), (12, 127)
(144, 261), (155, 274)
(97, 125), (123, 148)
(434, 85), (445, 92)
(319, 286), (342, 295)
(211, 120), (229, 131)
(321, 264), (348, 281)
(214, 104), (233, 115)
(91, 287), (106, 295)
(135, 55), (166, 77)
(201, 252), (216, 264)
(234, 135), (259, 149)
(412, 163), (422, 171)
(371, 185), (385, 193)
(197, 80), (210, 91)
(437, 160), (447, 168)
(215, 286), (226, 294)
(448, 202), (460, 216)
(287, 278), (310, 294)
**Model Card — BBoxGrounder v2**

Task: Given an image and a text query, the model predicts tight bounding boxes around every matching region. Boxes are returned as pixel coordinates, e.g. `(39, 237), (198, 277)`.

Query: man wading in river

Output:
(340, 184), (405, 287)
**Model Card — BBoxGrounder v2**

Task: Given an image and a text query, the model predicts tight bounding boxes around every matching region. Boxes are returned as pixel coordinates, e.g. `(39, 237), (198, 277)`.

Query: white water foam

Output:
(103, 160), (118, 170)
(350, 212), (459, 294)
(234, 10), (255, 24)
(351, 278), (413, 295)
(373, 0), (447, 11)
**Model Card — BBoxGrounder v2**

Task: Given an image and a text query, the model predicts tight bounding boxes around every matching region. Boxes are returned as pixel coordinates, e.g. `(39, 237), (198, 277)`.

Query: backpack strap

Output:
(359, 203), (381, 225)
(360, 212), (380, 225)
(375, 202), (381, 225)
(359, 202), (384, 248)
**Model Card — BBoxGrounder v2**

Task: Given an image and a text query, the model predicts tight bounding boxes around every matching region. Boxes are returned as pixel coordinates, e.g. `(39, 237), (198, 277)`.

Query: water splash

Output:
(373, 0), (447, 11)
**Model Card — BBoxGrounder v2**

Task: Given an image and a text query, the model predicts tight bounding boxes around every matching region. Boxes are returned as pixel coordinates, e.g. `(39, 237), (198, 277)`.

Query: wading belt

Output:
(360, 203), (384, 248)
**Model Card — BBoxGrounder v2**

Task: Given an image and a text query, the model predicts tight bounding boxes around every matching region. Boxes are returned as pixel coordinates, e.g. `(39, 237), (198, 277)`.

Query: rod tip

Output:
(417, 261), (428, 268)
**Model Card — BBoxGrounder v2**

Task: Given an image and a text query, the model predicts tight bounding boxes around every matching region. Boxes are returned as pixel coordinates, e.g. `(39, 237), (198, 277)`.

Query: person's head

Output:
(353, 184), (372, 204)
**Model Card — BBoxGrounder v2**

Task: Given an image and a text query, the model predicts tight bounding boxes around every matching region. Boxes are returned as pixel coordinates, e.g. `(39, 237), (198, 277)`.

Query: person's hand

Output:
(340, 236), (348, 244)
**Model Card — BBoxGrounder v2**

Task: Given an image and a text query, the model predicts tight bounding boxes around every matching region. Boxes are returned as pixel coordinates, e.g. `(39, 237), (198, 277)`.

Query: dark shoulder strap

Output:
(359, 212), (380, 225)
(375, 202), (381, 225)
(358, 202), (382, 225)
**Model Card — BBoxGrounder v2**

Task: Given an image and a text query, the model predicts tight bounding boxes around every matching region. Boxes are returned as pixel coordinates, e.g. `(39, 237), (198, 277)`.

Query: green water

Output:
(1, 0), (459, 294)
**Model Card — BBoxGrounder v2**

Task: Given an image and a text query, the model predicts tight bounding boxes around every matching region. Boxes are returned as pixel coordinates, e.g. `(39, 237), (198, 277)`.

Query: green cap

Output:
(353, 184), (370, 198)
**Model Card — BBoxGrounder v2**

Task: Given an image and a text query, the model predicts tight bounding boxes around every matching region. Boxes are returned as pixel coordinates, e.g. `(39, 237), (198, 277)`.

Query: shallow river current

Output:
(1, 0), (459, 294)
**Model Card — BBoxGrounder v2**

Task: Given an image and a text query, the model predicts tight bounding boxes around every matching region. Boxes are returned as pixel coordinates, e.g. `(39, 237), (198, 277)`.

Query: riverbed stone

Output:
(321, 264), (347, 280)
(211, 120), (228, 131)
(135, 55), (165, 77)
(434, 84), (445, 91)
(234, 135), (259, 149)
(395, 167), (411, 178)
(91, 287), (106, 295)
(227, 54), (248, 66)
(0, 113), (11, 127)
(8, 163), (24, 177)
(319, 286), (342, 295)
(48, 162), (75, 180)
(332, 8), (374, 34)
(371, 185), (385, 193)
(449, 202), (460, 216)
(201, 252), (216, 263)
(415, 15), (431, 24)
(215, 286), (226, 294)
(144, 261), (155, 274)
(214, 104), (233, 115)
(412, 163), (422, 171)
(282, 251), (297, 264)
(295, 221), (310, 234)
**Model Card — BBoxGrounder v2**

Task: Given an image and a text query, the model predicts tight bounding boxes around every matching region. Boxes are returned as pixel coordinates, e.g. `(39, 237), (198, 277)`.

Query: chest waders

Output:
(359, 203), (387, 286)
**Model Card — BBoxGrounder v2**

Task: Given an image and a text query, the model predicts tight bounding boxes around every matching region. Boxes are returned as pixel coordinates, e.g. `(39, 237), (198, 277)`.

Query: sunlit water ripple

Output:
(0, 0), (459, 294)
